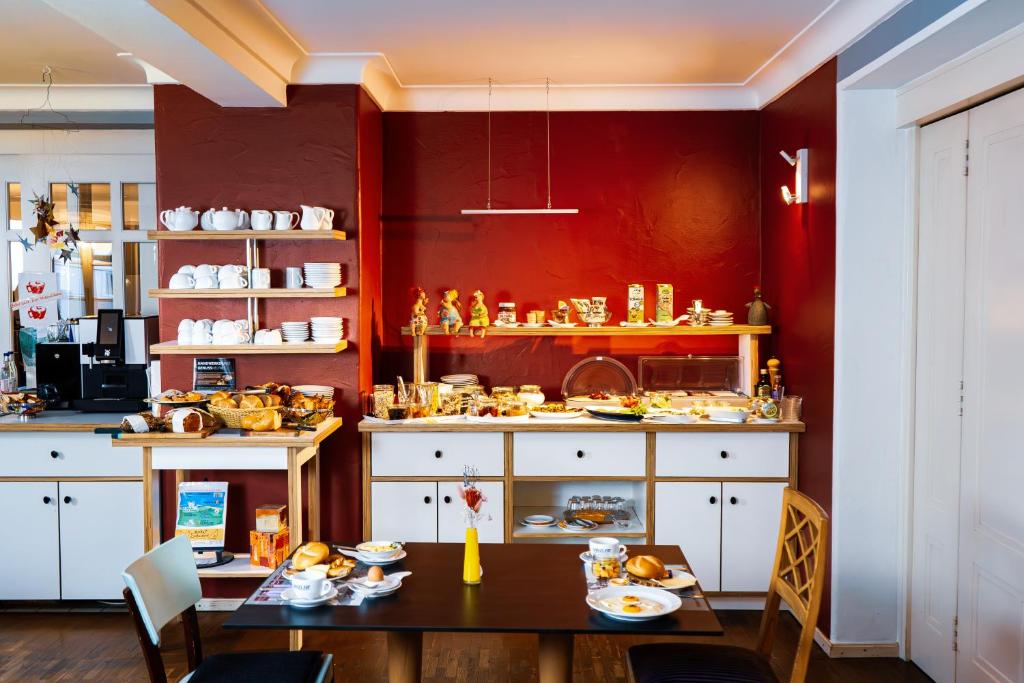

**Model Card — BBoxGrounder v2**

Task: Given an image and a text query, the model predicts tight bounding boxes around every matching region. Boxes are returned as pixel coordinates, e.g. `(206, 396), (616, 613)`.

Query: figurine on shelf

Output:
(746, 286), (771, 325)
(468, 289), (489, 338)
(410, 287), (429, 335)
(551, 300), (572, 325)
(438, 288), (463, 336)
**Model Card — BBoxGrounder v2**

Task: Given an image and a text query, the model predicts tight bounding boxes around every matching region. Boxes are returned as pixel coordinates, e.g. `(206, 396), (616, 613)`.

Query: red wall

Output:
(760, 59), (837, 633)
(379, 111), (762, 391)
(153, 85), (379, 594)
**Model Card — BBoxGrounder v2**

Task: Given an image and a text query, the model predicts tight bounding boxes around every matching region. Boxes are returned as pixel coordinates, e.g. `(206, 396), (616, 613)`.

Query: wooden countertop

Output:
(112, 417), (343, 447)
(0, 411), (124, 432)
(358, 417), (804, 433)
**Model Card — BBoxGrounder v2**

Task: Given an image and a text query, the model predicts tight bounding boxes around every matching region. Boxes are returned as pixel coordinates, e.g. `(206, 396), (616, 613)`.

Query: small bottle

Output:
(756, 369), (771, 399)
(0, 352), (17, 393)
(771, 372), (784, 400)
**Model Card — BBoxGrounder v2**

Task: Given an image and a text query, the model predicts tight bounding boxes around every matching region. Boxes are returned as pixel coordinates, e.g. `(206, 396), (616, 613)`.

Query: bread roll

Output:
(264, 393), (283, 406)
(626, 555), (666, 580)
(209, 391), (232, 401)
(240, 409), (282, 432)
(210, 396), (238, 409)
(239, 395), (264, 410)
(292, 542), (330, 570)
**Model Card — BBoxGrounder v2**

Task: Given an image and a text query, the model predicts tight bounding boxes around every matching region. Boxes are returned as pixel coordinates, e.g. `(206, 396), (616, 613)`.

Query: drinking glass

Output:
(781, 395), (803, 421)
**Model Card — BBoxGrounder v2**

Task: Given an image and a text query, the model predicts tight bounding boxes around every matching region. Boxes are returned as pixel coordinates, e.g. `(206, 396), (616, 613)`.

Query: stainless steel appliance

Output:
(74, 311), (157, 412)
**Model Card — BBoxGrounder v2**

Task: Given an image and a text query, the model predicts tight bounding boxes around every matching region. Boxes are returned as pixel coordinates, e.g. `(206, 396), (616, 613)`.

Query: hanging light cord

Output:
(486, 77), (493, 210)
(20, 66), (77, 130)
(546, 78), (552, 209)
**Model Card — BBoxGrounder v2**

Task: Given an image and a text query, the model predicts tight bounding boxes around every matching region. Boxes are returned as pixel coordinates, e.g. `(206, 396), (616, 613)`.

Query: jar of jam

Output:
(517, 384), (545, 406)
(497, 302), (516, 325)
(471, 396), (498, 418)
(372, 384), (394, 419)
(491, 386), (515, 400)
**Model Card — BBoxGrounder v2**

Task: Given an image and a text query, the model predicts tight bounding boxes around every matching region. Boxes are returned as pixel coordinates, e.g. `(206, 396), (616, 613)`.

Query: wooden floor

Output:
(0, 609), (933, 682)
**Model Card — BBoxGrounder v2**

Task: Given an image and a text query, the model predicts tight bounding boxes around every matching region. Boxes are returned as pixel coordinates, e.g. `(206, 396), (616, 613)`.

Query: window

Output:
(50, 182), (112, 230)
(7, 183), (20, 230)
(123, 242), (158, 316)
(123, 182), (156, 231)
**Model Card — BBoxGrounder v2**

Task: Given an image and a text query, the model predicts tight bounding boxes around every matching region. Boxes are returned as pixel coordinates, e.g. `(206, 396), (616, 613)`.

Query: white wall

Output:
(833, 89), (915, 644)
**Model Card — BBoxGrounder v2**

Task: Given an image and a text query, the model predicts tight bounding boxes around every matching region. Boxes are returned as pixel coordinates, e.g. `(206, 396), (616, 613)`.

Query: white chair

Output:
(123, 535), (333, 683)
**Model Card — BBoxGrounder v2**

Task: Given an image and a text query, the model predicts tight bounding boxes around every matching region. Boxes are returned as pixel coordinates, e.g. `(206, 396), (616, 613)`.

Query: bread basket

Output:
(285, 407), (332, 427)
(208, 404), (283, 429)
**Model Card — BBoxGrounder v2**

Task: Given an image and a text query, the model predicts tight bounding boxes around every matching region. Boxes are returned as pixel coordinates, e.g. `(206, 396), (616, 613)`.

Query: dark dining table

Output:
(225, 542), (723, 683)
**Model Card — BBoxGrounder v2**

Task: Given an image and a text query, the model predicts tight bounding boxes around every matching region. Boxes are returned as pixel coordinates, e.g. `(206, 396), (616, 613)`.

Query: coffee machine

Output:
(59, 310), (157, 412)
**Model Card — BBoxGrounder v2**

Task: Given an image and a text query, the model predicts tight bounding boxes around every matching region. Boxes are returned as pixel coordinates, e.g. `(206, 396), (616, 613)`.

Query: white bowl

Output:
(355, 541), (403, 560)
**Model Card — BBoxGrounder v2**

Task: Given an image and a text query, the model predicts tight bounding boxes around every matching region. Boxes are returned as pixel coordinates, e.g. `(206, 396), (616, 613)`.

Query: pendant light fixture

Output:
(461, 78), (579, 215)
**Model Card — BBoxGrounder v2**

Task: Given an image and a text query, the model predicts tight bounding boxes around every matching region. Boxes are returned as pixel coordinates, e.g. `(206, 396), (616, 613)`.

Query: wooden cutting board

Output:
(118, 426), (218, 440)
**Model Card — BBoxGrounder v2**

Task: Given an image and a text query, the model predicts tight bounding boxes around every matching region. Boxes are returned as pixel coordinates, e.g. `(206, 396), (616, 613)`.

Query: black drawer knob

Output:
(720, 450), (728, 459)
(423, 496), (432, 504)
(434, 450), (442, 459)
(729, 496), (738, 505)
(576, 450), (585, 458)
(50, 450), (59, 459)
(42, 496), (51, 504)
(709, 496), (717, 504)
(63, 496), (72, 504)
(443, 495), (452, 504)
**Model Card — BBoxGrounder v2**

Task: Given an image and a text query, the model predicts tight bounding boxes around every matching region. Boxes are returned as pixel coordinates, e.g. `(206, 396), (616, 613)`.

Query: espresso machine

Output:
(37, 310), (157, 412)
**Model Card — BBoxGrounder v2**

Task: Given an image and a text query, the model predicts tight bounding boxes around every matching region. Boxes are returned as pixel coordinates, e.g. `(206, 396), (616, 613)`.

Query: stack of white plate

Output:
(708, 310), (734, 327)
(440, 374), (479, 387)
(310, 316), (343, 343)
(303, 263), (342, 289)
(520, 514), (558, 528)
(292, 384), (334, 398)
(280, 321), (310, 343)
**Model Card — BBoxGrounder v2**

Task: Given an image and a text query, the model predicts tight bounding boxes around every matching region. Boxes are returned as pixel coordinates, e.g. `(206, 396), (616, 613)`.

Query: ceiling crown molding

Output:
(0, 85), (154, 111)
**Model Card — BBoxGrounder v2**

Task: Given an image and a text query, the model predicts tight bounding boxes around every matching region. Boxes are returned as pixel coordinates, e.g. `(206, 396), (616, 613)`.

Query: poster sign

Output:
(193, 357), (236, 393)
(174, 481), (229, 550)
(14, 272), (59, 329)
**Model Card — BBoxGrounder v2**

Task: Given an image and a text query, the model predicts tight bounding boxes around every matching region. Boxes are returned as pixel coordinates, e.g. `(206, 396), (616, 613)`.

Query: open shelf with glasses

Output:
(150, 340), (347, 355)
(510, 480), (648, 542)
(149, 287), (346, 299)
(147, 230), (346, 241)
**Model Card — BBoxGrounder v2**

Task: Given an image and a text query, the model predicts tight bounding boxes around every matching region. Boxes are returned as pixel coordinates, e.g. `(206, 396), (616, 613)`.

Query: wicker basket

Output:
(208, 404), (282, 429)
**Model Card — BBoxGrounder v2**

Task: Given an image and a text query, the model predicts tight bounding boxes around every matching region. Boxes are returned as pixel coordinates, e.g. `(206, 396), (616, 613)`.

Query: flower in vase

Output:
(458, 483), (486, 513)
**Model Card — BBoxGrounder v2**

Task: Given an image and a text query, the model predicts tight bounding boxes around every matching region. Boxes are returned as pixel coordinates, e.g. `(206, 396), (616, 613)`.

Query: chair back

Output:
(122, 535), (202, 647)
(755, 487), (829, 683)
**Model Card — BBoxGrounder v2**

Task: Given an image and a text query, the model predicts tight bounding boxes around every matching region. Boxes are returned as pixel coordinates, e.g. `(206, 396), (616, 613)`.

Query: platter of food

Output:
(644, 408), (699, 424)
(529, 403), (585, 419)
(146, 389), (207, 406)
(585, 406), (645, 422)
(586, 585), (682, 622)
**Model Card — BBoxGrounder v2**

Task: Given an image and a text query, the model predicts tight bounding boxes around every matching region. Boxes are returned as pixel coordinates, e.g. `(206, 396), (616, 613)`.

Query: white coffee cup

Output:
(194, 275), (218, 289)
(254, 328), (283, 345)
(251, 268), (271, 289)
(177, 319), (194, 345)
(194, 264), (219, 279)
(219, 275), (247, 289)
(291, 569), (329, 601)
(274, 210), (300, 230)
(250, 210), (273, 231)
(191, 319), (213, 345)
(285, 267), (304, 289)
(589, 537), (626, 560)
(177, 264), (196, 276)
(169, 272), (195, 289)
(212, 319), (236, 335)
(218, 264), (245, 278)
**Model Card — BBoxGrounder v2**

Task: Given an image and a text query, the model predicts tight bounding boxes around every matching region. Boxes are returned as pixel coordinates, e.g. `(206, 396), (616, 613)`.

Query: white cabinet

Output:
(656, 481), (786, 592)
(655, 482), (722, 591)
(655, 433), (789, 478)
(721, 483), (786, 592)
(0, 482), (61, 599)
(437, 481), (504, 543)
(372, 433), (504, 477)
(371, 481), (505, 543)
(59, 482), (144, 600)
(371, 482), (439, 542)
(514, 433), (646, 477)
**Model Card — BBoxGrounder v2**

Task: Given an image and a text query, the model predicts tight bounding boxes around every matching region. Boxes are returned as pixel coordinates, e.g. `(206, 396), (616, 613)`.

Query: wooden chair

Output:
(626, 487), (829, 683)
(123, 535), (333, 683)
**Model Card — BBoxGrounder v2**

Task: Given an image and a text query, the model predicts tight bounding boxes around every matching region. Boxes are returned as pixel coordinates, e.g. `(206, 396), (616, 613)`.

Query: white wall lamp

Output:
(780, 148), (808, 205)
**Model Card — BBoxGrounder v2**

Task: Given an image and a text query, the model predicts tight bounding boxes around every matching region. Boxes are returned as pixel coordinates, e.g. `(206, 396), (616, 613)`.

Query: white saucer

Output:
(356, 549), (407, 566)
(580, 550), (629, 565)
(281, 585), (337, 607)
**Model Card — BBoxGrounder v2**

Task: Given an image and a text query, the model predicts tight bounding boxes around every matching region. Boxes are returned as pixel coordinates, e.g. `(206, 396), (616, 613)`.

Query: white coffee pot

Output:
(160, 206), (199, 232)
(300, 205), (334, 231)
(201, 207), (249, 231)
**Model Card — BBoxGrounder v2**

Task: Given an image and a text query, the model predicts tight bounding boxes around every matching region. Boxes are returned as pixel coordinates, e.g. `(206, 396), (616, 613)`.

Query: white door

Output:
(371, 482), (438, 542)
(911, 111), (969, 683)
(0, 482), (60, 599)
(956, 88), (1024, 683)
(59, 481), (143, 599)
(721, 483), (786, 592)
(437, 481), (505, 543)
(655, 482), (721, 591)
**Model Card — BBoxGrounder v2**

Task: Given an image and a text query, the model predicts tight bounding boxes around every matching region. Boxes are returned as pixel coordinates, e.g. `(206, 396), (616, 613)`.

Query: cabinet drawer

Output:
(0, 434), (141, 478)
(514, 433), (646, 477)
(655, 433), (790, 478)
(372, 433), (504, 477)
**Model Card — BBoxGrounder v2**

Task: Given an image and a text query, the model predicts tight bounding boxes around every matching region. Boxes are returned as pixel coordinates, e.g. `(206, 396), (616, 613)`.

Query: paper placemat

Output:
(245, 562), (365, 607)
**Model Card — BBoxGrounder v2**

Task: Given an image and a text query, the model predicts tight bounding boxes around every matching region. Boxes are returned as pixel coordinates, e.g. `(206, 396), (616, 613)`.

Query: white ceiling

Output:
(0, 0), (146, 84)
(262, 0), (837, 86)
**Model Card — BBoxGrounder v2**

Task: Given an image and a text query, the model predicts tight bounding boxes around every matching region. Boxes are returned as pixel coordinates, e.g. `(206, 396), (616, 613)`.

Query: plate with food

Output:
(644, 409), (699, 424)
(147, 389), (207, 405)
(705, 406), (751, 423)
(586, 406), (645, 422)
(586, 585), (682, 622)
(530, 403), (585, 420)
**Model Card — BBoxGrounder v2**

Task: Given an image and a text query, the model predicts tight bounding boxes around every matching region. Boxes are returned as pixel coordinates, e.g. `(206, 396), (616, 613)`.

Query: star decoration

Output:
(16, 234), (34, 251)
(57, 249), (74, 264)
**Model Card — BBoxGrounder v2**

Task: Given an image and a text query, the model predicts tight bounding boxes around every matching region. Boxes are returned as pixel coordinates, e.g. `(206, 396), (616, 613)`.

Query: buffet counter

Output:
(358, 416), (803, 596)
(0, 410), (123, 432)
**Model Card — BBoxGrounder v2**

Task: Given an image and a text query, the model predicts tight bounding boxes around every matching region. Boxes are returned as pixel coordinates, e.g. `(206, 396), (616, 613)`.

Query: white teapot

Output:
(300, 205), (335, 231)
(201, 207), (249, 231)
(160, 206), (199, 232)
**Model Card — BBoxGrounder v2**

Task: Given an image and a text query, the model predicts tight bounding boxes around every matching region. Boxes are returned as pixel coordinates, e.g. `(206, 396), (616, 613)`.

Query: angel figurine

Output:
(467, 289), (489, 338)
(438, 288), (463, 336)
(410, 287), (429, 335)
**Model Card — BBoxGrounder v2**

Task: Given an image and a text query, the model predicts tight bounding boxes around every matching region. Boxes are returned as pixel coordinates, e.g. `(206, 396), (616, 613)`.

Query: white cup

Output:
(250, 210), (273, 231)
(194, 275), (218, 289)
(177, 264), (196, 275)
(274, 210), (300, 230)
(251, 268), (271, 289)
(588, 537), (626, 560)
(291, 569), (329, 600)
(212, 319), (236, 335)
(169, 272), (195, 290)
(218, 264), (245, 278)
(254, 328), (283, 345)
(219, 275), (247, 289)
(177, 319), (194, 345)
(191, 319), (213, 345)
(285, 267), (304, 289)
(194, 264), (219, 279)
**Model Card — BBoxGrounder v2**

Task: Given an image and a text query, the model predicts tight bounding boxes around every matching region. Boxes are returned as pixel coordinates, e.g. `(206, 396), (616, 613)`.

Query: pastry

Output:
(238, 395), (264, 410)
(260, 393), (283, 407)
(325, 554), (356, 578)
(208, 391), (232, 401)
(121, 412), (163, 433)
(165, 407), (216, 433)
(291, 542), (330, 570)
(240, 409), (282, 432)
(210, 396), (238, 409)
(625, 555), (667, 580)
